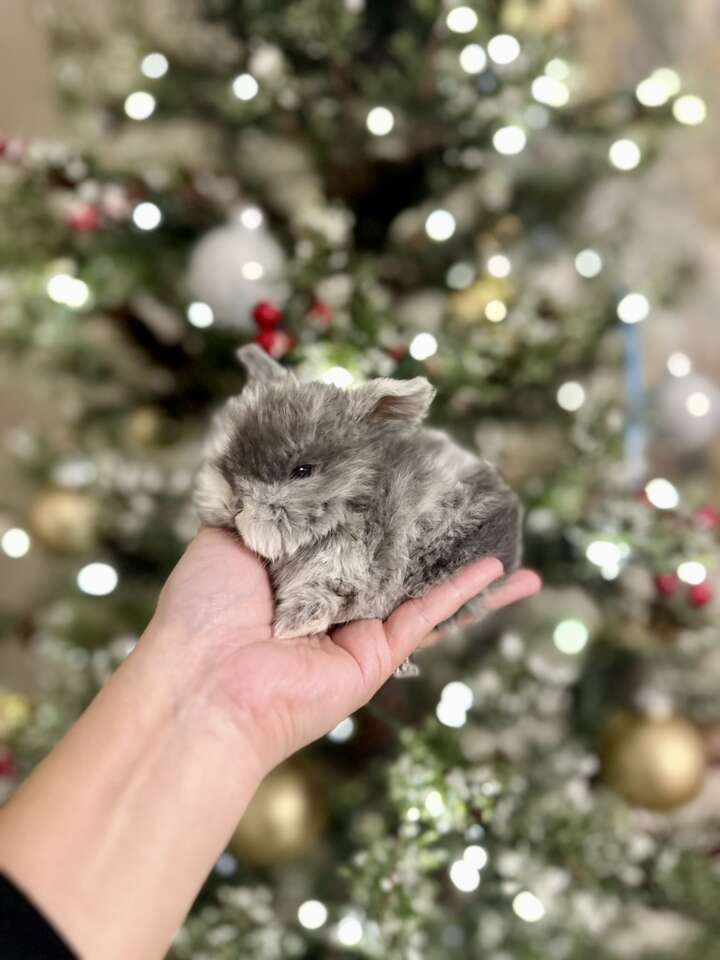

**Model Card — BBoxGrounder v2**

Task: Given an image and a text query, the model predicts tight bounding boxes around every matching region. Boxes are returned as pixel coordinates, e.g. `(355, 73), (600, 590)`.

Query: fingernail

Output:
(520, 569), (542, 594)
(484, 557), (504, 578)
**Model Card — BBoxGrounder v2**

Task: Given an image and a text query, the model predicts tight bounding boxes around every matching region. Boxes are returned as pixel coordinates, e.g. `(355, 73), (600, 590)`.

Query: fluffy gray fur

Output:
(194, 345), (522, 643)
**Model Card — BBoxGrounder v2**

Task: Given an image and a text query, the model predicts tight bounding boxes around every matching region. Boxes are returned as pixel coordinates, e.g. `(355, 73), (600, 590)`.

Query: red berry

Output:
(388, 344), (407, 361)
(0, 749), (15, 778)
(309, 301), (333, 324)
(689, 583), (713, 607)
(0, 138), (23, 162)
(695, 506), (720, 530)
(655, 573), (680, 596)
(254, 328), (292, 359)
(252, 301), (284, 328)
(67, 204), (100, 233)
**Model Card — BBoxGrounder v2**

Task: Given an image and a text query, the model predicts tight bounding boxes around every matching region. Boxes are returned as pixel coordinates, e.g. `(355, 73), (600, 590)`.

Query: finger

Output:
(384, 557), (504, 665)
(485, 568), (542, 610)
(418, 568), (542, 648)
(331, 618), (394, 697)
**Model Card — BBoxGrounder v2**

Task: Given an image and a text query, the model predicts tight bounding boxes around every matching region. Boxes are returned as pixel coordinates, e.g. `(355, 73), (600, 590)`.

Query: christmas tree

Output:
(1, 1), (719, 956)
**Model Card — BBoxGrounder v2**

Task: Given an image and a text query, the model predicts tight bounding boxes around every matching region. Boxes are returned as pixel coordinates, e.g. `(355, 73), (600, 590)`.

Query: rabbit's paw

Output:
(273, 599), (332, 639)
(327, 578), (357, 600)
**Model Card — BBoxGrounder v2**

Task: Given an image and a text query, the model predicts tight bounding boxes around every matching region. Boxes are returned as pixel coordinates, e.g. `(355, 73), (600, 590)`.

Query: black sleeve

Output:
(0, 872), (77, 959)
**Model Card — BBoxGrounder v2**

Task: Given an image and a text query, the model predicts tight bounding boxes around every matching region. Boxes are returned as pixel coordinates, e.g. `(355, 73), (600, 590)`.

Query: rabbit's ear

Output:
(236, 344), (288, 383)
(351, 377), (435, 423)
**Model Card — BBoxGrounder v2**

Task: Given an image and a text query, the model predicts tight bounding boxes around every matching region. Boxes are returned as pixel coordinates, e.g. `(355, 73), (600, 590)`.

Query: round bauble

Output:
(30, 488), (98, 552)
(600, 712), (707, 811)
(652, 373), (720, 455)
(187, 218), (288, 330)
(0, 692), (31, 739)
(228, 760), (325, 865)
(125, 406), (167, 447)
(502, 0), (575, 32)
(450, 278), (512, 324)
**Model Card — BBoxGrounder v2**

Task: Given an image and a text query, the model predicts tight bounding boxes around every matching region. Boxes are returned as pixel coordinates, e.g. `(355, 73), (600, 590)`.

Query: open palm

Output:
(151, 528), (541, 770)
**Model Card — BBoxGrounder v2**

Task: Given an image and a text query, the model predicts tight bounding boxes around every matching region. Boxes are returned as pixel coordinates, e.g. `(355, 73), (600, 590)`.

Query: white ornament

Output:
(187, 219), (288, 330)
(654, 372), (720, 454)
(249, 44), (285, 79)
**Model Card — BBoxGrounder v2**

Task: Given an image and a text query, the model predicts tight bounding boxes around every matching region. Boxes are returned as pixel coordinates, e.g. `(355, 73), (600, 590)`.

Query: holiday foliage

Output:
(1, 1), (719, 957)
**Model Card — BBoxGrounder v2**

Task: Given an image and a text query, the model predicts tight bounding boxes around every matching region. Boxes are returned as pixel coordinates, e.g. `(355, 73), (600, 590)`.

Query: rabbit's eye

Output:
(290, 464), (314, 480)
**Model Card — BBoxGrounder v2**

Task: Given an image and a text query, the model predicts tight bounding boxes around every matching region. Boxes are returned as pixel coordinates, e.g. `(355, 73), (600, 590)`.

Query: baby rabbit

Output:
(195, 345), (522, 645)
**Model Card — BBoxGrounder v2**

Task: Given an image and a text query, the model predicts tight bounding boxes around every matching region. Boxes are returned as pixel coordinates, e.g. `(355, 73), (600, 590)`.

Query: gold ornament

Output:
(501, 0), (575, 33)
(0, 691), (31, 738)
(450, 278), (513, 324)
(600, 712), (707, 811)
(500, 0), (531, 29)
(30, 488), (98, 552)
(494, 215), (523, 242)
(126, 406), (166, 447)
(228, 759), (326, 864)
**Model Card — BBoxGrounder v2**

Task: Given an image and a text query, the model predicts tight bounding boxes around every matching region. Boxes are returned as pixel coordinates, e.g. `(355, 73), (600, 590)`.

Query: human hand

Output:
(149, 528), (541, 773)
(0, 528), (537, 960)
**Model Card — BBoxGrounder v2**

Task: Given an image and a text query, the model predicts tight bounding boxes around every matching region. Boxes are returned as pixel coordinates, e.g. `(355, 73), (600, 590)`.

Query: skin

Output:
(0, 528), (540, 959)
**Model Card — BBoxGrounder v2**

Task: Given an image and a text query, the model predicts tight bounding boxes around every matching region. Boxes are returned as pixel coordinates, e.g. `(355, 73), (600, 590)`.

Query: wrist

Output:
(137, 617), (274, 783)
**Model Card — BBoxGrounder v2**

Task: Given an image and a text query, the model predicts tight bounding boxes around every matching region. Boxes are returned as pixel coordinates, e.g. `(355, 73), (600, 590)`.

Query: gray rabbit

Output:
(194, 345), (522, 650)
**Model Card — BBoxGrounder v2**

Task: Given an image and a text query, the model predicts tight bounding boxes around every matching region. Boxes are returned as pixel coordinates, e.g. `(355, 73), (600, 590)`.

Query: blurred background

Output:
(1, 1), (720, 957)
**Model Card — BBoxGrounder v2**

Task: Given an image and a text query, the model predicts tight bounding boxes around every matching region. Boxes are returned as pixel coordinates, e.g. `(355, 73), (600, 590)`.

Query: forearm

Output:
(0, 622), (266, 960)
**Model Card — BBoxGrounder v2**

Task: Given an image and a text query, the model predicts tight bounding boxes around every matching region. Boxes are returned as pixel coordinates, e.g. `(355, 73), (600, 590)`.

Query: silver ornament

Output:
(653, 372), (720, 454)
(187, 217), (288, 330)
